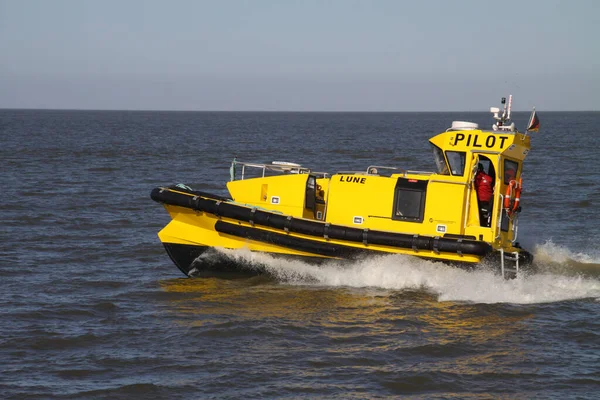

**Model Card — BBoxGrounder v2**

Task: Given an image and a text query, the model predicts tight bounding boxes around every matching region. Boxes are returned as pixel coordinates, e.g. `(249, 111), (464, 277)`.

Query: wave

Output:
(533, 240), (600, 276)
(213, 247), (600, 305)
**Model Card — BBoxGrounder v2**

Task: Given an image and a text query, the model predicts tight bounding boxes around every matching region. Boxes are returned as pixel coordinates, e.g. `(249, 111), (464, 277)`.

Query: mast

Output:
(490, 95), (515, 132)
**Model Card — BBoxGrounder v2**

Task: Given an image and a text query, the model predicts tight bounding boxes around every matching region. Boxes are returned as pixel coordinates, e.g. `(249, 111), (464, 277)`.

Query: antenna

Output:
(490, 95), (515, 132)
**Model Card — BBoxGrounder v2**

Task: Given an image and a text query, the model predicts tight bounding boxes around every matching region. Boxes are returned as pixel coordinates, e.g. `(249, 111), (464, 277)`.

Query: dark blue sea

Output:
(1, 109), (599, 399)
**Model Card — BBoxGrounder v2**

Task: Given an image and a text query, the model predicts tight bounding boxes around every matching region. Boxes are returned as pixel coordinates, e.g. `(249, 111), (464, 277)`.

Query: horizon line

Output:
(1, 107), (598, 113)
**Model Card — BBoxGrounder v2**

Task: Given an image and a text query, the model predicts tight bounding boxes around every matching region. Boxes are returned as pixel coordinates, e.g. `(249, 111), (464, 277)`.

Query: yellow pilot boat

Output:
(152, 96), (539, 278)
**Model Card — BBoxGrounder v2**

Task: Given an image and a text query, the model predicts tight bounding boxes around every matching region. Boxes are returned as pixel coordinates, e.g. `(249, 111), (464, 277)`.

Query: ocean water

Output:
(1, 109), (599, 399)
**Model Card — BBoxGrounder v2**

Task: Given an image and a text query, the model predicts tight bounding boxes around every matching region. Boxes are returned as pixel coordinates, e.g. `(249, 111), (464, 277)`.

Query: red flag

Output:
(527, 109), (540, 132)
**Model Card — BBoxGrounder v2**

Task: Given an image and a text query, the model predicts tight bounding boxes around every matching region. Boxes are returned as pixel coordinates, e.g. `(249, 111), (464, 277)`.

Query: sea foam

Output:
(215, 246), (600, 305)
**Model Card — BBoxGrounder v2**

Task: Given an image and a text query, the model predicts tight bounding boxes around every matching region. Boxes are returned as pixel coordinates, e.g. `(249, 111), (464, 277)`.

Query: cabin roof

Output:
(429, 129), (531, 160)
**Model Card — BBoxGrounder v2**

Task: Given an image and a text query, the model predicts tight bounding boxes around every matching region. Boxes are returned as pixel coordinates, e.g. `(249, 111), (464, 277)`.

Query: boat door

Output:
(498, 157), (522, 236)
(304, 175), (317, 218)
(471, 154), (497, 228)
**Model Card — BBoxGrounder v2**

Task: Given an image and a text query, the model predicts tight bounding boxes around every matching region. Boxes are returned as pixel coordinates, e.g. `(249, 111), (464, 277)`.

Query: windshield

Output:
(446, 151), (466, 176)
(432, 145), (449, 175)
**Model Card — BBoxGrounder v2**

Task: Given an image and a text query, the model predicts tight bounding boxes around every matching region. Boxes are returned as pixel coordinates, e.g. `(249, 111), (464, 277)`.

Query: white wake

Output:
(214, 246), (600, 305)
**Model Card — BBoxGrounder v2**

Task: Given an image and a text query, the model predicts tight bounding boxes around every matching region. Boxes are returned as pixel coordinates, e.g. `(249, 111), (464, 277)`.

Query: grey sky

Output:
(1, 0), (598, 111)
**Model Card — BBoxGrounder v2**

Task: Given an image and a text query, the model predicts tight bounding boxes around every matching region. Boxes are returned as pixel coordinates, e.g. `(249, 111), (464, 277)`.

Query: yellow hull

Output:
(161, 205), (482, 258)
(152, 187), (523, 277)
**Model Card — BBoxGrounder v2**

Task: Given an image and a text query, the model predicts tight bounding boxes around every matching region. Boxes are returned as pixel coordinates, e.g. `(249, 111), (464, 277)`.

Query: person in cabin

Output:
(474, 163), (493, 227)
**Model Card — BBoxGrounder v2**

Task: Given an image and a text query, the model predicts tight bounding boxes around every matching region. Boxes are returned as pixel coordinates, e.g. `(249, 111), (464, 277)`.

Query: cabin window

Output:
(432, 145), (449, 175)
(392, 178), (428, 222)
(446, 151), (466, 176)
(305, 175), (316, 211)
(503, 159), (519, 184)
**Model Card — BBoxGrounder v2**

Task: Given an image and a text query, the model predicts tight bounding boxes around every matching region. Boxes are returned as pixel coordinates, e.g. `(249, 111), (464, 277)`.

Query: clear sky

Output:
(1, 0), (598, 111)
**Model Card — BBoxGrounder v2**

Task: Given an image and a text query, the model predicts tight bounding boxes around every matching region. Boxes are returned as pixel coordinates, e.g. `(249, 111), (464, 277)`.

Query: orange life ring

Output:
(503, 178), (522, 214)
(513, 178), (522, 212)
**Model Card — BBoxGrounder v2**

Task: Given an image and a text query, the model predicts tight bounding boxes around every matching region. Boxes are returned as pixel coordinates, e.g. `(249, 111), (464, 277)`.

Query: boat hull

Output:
(163, 243), (210, 276)
(161, 241), (506, 278)
(152, 186), (532, 277)
(163, 243), (271, 277)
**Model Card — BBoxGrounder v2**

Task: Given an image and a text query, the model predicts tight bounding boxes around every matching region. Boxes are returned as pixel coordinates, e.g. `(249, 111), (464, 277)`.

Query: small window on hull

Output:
(392, 178), (428, 223)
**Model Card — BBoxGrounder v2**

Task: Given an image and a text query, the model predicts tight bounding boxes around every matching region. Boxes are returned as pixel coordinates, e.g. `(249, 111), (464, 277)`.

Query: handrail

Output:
(495, 194), (504, 240)
(336, 168), (433, 177)
(231, 160), (328, 181)
(512, 212), (519, 244)
(495, 194), (520, 244)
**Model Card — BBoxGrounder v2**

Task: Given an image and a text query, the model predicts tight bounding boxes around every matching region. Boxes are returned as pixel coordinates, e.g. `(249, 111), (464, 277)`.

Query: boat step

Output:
(500, 250), (520, 279)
